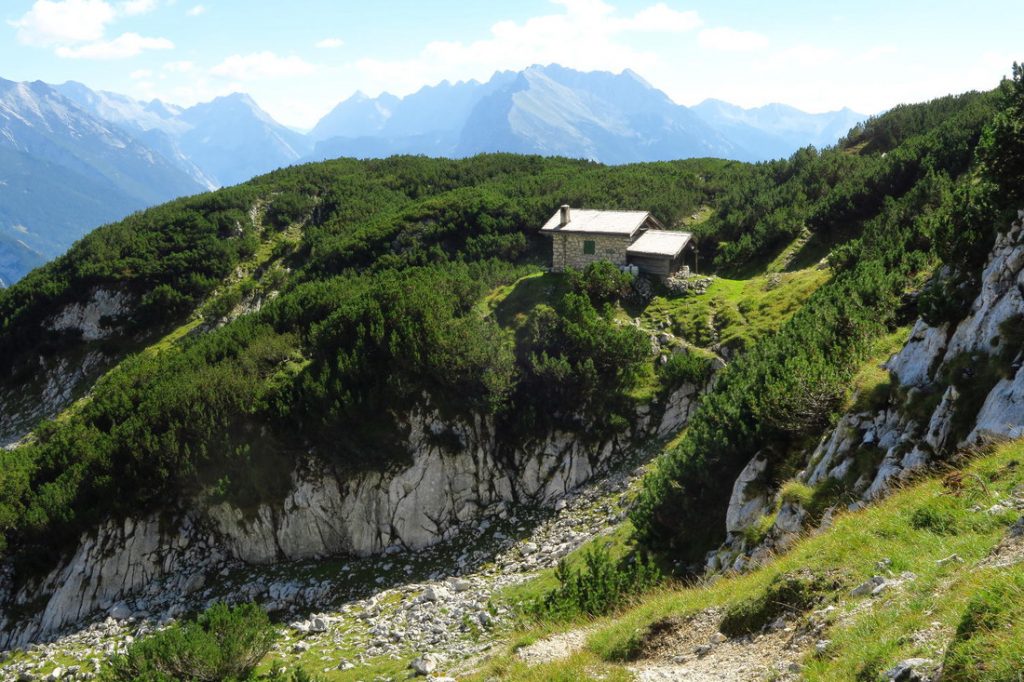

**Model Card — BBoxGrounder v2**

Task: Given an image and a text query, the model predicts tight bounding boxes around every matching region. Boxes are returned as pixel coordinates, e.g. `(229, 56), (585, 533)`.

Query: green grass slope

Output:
(470, 439), (1024, 681)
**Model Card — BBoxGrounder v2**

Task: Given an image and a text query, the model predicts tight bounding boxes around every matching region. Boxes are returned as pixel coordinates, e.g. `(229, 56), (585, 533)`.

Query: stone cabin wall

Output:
(551, 233), (634, 272)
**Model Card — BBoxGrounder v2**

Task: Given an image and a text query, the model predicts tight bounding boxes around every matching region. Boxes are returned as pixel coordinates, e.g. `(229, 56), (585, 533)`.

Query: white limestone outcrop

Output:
(1, 381), (703, 649)
(1, 286), (131, 447)
(714, 210), (1024, 571)
(47, 288), (131, 341)
(725, 453), (770, 534)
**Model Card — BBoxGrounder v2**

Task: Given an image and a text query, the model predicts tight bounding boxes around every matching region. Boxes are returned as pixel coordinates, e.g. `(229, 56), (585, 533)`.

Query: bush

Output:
(265, 192), (316, 229)
(568, 261), (632, 305)
(739, 512), (777, 547)
(978, 62), (1024, 205)
(995, 314), (1024, 374)
(778, 480), (814, 507)
(203, 288), (243, 322)
(658, 351), (715, 390)
(104, 602), (276, 682)
(941, 351), (1005, 443)
(908, 498), (960, 534)
(534, 545), (662, 619)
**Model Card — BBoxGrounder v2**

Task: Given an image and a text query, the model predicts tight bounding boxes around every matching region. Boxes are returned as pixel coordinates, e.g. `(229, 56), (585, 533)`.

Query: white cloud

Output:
(315, 38), (344, 49)
(56, 32), (174, 59)
(856, 45), (897, 63)
(759, 44), (838, 69)
(9, 0), (115, 46)
(698, 27), (769, 52)
(210, 52), (316, 81)
(622, 3), (701, 32)
(186, 4), (205, 16)
(130, 68), (152, 79)
(119, 0), (157, 15)
(351, 0), (701, 97)
(162, 59), (194, 72)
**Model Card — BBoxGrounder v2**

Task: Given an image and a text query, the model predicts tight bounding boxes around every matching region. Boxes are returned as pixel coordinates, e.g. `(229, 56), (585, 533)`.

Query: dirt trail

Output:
(512, 607), (808, 681)
(515, 627), (596, 666)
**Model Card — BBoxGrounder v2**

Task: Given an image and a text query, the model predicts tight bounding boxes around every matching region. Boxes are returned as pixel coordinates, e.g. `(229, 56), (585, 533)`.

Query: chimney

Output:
(560, 204), (571, 226)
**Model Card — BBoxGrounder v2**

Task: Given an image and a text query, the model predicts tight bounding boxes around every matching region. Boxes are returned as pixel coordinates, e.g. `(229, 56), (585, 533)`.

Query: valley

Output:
(0, 56), (1022, 682)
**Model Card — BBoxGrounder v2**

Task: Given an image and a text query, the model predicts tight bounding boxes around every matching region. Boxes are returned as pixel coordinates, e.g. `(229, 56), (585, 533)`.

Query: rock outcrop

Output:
(1, 382), (702, 649)
(1, 287), (132, 447)
(725, 453), (770, 534)
(716, 210), (1024, 568)
(47, 288), (132, 341)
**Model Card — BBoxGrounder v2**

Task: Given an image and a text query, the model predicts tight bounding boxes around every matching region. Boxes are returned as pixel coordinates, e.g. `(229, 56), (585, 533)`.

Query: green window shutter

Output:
(583, 240), (595, 255)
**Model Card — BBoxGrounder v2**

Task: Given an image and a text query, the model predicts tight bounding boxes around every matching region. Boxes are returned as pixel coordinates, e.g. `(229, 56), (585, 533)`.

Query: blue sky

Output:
(2, 0), (1020, 129)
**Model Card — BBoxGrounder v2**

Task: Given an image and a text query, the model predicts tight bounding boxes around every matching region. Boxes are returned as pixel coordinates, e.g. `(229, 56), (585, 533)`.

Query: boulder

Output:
(410, 653), (439, 675)
(886, 320), (948, 388)
(419, 585), (449, 603)
(884, 658), (934, 681)
(107, 603), (132, 621)
(726, 453), (770, 534)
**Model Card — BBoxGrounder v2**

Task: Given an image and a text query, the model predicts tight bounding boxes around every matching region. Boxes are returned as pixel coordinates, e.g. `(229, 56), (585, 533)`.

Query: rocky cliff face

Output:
(0, 287), (131, 448)
(715, 210), (1024, 570)
(1, 383), (701, 649)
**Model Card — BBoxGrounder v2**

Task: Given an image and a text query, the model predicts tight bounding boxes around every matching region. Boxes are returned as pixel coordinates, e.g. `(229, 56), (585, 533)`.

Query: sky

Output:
(1, 0), (1020, 130)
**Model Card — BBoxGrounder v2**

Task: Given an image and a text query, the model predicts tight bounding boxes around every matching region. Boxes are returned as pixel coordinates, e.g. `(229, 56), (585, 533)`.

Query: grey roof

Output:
(626, 229), (693, 258)
(540, 208), (652, 236)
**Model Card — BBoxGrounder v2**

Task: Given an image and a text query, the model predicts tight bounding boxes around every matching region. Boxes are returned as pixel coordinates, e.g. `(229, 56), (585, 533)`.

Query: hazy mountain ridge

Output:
(308, 65), (866, 164)
(0, 78), (207, 284)
(175, 93), (313, 186)
(0, 79), (320, 283)
(56, 83), (312, 187)
(692, 98), (867, 161)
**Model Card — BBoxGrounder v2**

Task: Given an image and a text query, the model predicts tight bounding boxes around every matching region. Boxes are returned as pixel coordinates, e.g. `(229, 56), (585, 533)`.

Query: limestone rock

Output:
(726, 453), (770, 534)
(884, 658), (935, 681)
(886, 320), (948, 388)
(48, 288), (131, 341)
(410, 653), (439, 675)
(3, 369), (713, 647)
(968, 366), (1024, 443)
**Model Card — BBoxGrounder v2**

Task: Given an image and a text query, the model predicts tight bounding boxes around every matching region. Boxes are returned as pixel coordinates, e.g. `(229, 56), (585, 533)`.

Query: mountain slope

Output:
(466, 438), (1024, 681)
(54, 81), (215, 190)
(309, 65), (866, 165)
(0, 78), (207, 283)
(0, 146), (141, 284)
(692, 99), (866, 158)
(0, 79), (202, 205)
(177, 93), (313, 186)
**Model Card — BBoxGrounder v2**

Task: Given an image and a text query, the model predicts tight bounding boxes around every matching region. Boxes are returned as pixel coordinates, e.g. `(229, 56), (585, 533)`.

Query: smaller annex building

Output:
(540, 205), (693, 277)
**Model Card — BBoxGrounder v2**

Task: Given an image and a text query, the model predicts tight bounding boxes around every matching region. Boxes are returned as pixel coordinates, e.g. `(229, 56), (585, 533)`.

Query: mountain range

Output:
(0, 64), (866, 284)
(308, 65), (865, 164)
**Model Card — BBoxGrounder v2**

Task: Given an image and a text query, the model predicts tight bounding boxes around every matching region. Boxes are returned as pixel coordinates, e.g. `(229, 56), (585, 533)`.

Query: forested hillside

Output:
(0, 153), (742, 564)
(3, 66), (1024, 681)
(635, 73), (1024, 561)
(0, 72), (1011, 570)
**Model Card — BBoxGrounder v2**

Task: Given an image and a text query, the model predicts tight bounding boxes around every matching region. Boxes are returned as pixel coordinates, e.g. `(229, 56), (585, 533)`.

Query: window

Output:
(583, 240), (596, 255)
